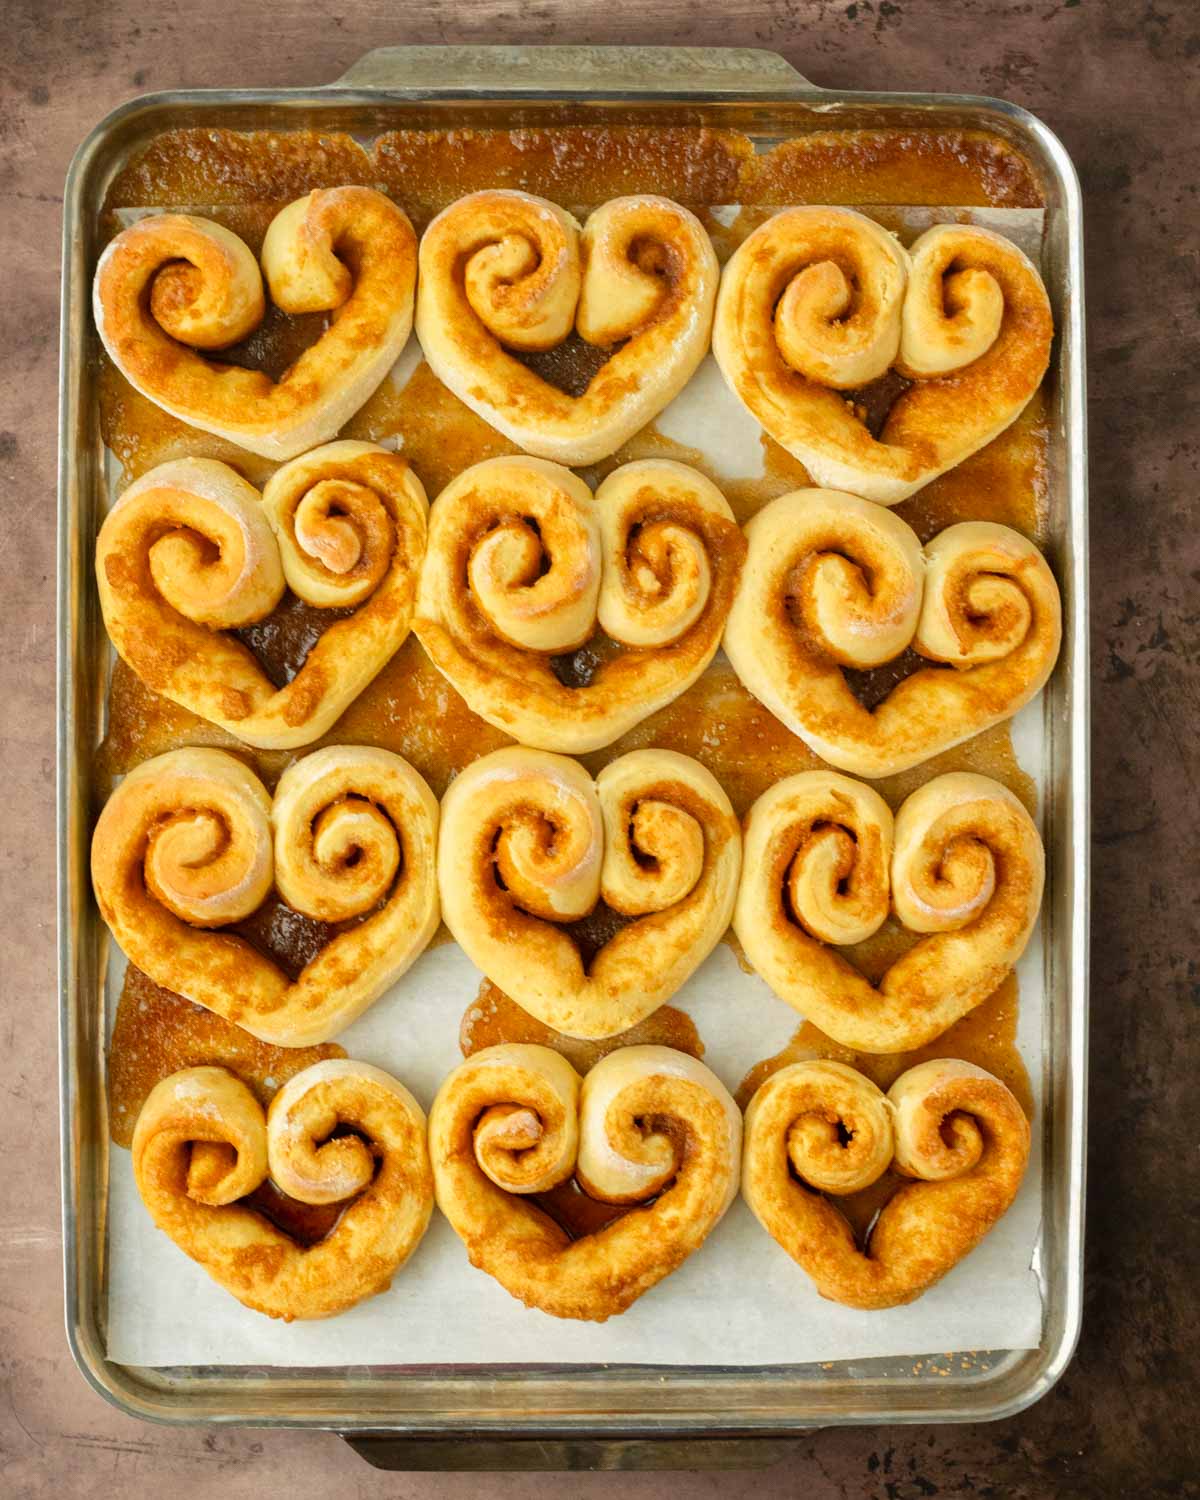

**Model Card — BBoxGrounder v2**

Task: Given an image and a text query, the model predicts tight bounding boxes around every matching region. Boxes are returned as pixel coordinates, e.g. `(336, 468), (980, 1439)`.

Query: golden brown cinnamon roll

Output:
(723, 488), (1061, 777)
(91, 745), (439, 1046)
(96, 444), (427, 749)
(438, 747), (741, 1038)
(132, 1059), (433, 1319)
(414, 455), (744, 752)
(94, 187), (417, 459)
(429, 1043), (741, 1320)
(742, 1057), (1030, 1308)
(416, 191), (719, 463)
(734, 770), (1044, 1052)
(713, 208), (1053, 504)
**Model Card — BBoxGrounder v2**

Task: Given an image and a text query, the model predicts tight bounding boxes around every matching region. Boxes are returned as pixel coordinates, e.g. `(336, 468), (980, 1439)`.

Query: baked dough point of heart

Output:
(94, 186), (417, 460)
(91, 745), (440, 1046)
(95, 442), (428, 750)
(413, 455), (745, 754)
(722, 487), (1061, 778)
(415, 190), (719, 464)
(429, 1043), (741, 1320)
(733, 768), (1044, 1053)
(132, 1058), (433, 1319)
(712, 207), (1053, 505)
(741, 1056), (1030, 1308)
(437, 746), (742, 1039)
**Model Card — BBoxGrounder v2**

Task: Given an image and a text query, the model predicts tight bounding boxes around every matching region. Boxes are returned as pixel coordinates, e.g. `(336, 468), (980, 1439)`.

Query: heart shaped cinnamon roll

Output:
(438, 747), (741, 1039)
(92, 745), (439, 1046)
(734, 769), (1044, 1052)
(416, 190), (719, 463)
(95, 442), (427, 749)
(133, 1059), (433, 1319)
(713, 207), (1053, 504)
(742, 1057), (1030, 1308)
(723, 488), (1061, 778)
(94, 187), (417, 459)
(429, 1043), (741, 1320)
(414, 455), (744, 752)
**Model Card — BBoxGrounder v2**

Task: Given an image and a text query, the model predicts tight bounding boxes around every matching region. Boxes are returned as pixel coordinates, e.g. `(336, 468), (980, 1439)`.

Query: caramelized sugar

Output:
(102, 124), (1041, 223)
(241, 1178), (346, 1248)
(103, 128), (376, 209)
(533, 1178), (632, 1241)
(896, 390), (1050, 544)
(347, 359), (523, 496)
(97, 352), (280, 491)
(460, 978), (703, 1072)
(373, 127), (751, 226)
(234, 594), (357, 689)
(843, 646), (929, 713)
(515, 334), (615, 399)
(108, 964), (345, 1148)
(739, 130), (1043, 209)
(736, 977), (1032, 1246)
(231, 892), (369, 982)
(549, 632), (627, 690)
(737, 975), (1032, 1116)
(459, 980), (704, 1240)
(98, 634), (515, 800)
(579, 659), (1036, 820)
(845, 368), (916, 440)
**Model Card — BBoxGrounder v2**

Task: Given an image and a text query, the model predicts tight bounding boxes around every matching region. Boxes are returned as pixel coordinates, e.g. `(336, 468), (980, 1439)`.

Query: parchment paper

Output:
(105, 204), (1048, 1368)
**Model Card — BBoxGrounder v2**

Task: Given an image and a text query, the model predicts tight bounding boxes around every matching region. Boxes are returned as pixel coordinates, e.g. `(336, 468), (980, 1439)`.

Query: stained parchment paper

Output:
(105, 204), (1048, 1368)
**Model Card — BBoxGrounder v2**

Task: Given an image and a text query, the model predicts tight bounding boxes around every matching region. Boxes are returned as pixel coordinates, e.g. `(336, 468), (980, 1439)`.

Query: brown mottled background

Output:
(2, 0), (1196, 1495)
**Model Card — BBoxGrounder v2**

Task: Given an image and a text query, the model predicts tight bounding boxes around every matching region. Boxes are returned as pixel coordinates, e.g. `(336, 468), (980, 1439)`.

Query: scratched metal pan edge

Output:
(56, 44), (1089, 1439)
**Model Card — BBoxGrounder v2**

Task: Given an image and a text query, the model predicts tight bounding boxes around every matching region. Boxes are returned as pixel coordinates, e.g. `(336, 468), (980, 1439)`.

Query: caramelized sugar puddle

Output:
(514, 334), (616, 400)
(239, 1123), (379, 1248)
(460, 980), (703, 1068)
(548, 632), (625, 690)
(234, 593), (357, 690)
(230, 891), (386, 982)
(842, 646), (930, 713)
(460, 980), (704, 1240)
(96, 636), (518, 798)
(108, 965), (346, 1147)
(736, 976), (1033, 1246)
(564, 898), (636, 967)
(241, 1177), (346, 1248)
(843, 368), (915, 441)
(102, 125), (1043, 221)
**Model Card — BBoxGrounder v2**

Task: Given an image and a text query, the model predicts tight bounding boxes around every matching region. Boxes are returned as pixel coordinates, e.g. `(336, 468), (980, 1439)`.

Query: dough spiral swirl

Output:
(712, 208), (1053, 504)
(742, 1057), (1030, 1308)
(415, 456), (744, 753)
(723, 488), (1061, 778)
(429, 1043), (741, 1320)
(132, 1059), (433, 1319)
(438, 747), (741, 1038)
(96, 444), (428, 750)
(92, 745), (440, 1046)
(416, 190), (719, 464)
(734, 769), (1044, 1052)
(94, 186), (417, 459)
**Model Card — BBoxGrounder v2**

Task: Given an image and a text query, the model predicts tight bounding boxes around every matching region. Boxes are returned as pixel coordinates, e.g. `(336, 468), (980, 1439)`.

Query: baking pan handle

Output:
(332, 45), (818, 94)
(340, 1433), (803, 1471)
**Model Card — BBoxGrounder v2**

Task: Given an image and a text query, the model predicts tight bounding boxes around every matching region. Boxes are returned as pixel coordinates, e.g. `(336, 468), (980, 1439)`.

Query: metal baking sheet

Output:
(57, 44), (1089, 1439)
